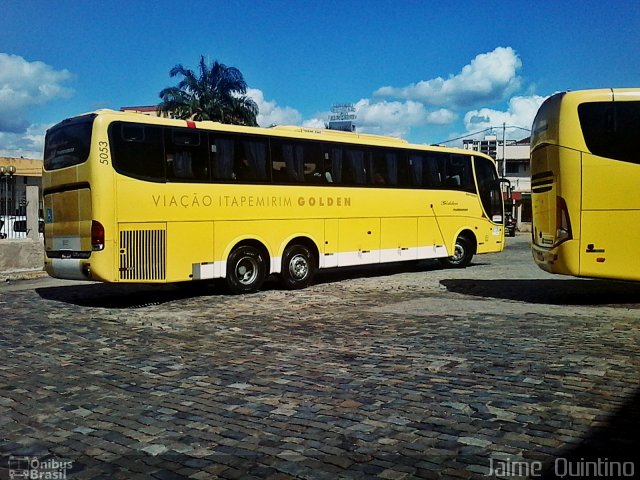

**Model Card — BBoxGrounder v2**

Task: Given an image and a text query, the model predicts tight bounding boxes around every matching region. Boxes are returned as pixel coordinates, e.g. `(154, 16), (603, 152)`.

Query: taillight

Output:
(556, 196), (572, 245)
(91, 220), (105, 251)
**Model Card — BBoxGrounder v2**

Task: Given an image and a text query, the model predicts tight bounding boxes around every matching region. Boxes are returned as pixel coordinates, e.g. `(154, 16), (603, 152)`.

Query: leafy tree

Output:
(158, 55), (258, 126)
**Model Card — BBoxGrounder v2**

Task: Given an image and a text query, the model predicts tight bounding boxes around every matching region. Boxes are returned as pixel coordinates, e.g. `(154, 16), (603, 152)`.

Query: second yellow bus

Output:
(531, 88), (640, 281)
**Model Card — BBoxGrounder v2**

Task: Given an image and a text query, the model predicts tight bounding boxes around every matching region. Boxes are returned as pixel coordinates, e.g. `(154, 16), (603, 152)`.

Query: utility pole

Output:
(502, 122), (507, 178)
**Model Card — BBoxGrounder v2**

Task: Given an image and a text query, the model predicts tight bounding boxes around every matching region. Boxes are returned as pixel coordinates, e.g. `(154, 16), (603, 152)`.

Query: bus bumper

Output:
(531, 240), (579, 276)
(531, 244), (557, 273)
(45, 257), (92, 281)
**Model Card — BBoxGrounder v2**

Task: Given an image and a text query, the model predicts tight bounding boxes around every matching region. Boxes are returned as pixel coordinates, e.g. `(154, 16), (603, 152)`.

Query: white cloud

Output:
(426, 108), (457, 125)
(0, 123), (50, 159)
(249, 47), (535, 144)
(354, 98), (428, 137)
(375, 47), (522, 109)
(245, 90), (456, 140)
(247, 88), (302, 127)
(302, 117), (328, 129)
(349, 99), (455, 138)
(0, 53), (73, 134)
(463, 94), (548, 135)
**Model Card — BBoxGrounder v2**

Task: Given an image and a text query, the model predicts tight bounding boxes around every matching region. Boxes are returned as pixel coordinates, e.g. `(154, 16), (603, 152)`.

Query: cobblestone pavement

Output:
(1, 234), (640, 479)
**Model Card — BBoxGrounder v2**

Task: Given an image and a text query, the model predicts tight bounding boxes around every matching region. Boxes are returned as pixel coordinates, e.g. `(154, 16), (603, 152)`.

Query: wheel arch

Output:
(280, 235), (320, 270)
(451, 228), (478, 256)
(223, 236), (271, 278)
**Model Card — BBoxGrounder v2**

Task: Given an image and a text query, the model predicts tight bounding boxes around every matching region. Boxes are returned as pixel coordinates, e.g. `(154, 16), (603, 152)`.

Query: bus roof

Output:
(269, 124), (409, 145)
(531, 88), (640, 153)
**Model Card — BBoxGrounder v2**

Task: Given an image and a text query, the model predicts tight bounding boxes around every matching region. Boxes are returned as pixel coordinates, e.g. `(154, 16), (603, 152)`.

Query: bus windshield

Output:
(474, 156), (503, 222)
(44, 114), (96, 171)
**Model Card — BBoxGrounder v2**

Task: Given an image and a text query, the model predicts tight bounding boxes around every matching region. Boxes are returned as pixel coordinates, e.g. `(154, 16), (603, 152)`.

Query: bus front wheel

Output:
(226, 245), (266, 294)
(280, 244), (316, 290)
(440, 236), (474, 268)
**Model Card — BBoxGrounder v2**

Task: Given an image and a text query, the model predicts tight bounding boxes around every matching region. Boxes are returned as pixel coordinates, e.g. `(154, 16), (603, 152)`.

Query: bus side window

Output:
(110, 122), (165, 182)
(166, 129), (209, 182)
(322, 152), (333, 183)
(282, 143), (304, 182)
(445, 154), (475, 193)
(303, 142), (323, 183)
(408, 154), (423, 187)
(344, 149), (367, 185)
(272, 140), (322, 184)
(395, 153), (410, 187)
(327, 146), (343, 184)
(371, 150), (400, 186)
(423, 154), (443, 188)
(235, 139), (269, 182)
(579, 101), (640, 164)
(210, 136), (235, 181)
(167, 151), (194, 178)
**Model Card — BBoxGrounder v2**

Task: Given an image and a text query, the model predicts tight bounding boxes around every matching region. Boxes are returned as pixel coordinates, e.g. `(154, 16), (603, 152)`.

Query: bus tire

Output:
(280, 244), (316, 290)
(226, 245), (266, 294)
(440, 235), (474, 268)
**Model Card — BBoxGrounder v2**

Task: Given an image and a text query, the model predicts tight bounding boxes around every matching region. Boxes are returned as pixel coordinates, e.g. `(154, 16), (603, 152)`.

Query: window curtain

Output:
(243, 141), (268, 180)
(347, 150), (366, 184)
(424, 155), (442, 187)
(173, 151), (194, 178)
(409, 154), (423, 186)
(214, 138), (234, 180)
(330, 148), (343, 183)
(385, 153), (398, 185)
(282, 144), (304, 182)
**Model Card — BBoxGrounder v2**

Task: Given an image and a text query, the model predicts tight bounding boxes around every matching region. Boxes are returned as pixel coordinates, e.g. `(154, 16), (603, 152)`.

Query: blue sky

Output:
(1, 0), (639, 158)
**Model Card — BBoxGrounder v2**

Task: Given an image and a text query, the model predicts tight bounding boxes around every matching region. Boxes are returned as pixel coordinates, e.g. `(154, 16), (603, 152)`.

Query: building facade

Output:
(0, 157), (43, 216)
(1, 157), (43, 239)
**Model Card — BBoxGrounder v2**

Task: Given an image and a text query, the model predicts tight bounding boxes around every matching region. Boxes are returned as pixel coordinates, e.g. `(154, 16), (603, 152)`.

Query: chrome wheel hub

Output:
(289, 254), (309, 280)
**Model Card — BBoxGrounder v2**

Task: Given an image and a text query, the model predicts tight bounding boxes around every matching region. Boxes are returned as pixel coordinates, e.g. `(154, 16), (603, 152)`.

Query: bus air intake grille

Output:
(119, 229), (166, 281)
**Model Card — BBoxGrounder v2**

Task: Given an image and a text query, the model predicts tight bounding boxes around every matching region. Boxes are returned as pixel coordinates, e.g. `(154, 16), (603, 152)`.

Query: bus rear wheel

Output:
(440, 235), (474, 268)
(226, 245), (266, 294)
(280, 244), (316, 290)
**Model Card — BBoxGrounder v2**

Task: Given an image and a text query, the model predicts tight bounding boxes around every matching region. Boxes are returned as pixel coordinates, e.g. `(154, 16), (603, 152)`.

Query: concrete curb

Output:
(0, 269), (48, 282)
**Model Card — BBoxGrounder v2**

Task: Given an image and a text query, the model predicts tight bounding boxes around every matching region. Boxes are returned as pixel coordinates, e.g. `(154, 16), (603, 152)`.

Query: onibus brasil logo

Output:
(8, 456), (72, 479)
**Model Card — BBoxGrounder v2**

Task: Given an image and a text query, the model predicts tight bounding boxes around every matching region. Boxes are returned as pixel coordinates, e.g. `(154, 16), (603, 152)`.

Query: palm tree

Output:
(158, 56), (258, 126)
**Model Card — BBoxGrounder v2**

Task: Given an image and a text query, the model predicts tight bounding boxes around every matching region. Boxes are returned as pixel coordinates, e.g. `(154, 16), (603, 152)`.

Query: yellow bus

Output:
(43, 110), (505, 293)
(531, 88), (640, 281)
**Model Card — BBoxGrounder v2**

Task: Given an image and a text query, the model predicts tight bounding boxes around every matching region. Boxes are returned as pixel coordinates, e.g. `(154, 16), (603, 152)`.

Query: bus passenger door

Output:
(337, 218), (380, 267)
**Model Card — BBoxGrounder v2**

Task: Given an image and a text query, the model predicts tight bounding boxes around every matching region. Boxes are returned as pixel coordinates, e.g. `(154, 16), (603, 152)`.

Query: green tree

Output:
(158, 55), (258, 126)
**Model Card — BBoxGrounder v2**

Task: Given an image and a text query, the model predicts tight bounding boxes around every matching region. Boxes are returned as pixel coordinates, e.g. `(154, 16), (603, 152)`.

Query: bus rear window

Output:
(44, 115), (95, 170)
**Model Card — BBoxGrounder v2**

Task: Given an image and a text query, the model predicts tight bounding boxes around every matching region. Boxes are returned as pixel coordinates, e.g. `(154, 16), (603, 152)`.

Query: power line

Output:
(432, 127), (493, 145)
(434, 124), (531, 145)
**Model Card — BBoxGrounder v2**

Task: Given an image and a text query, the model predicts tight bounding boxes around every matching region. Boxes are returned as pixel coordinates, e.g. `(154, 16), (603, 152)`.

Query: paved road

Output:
(1, 234), (639, 479)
